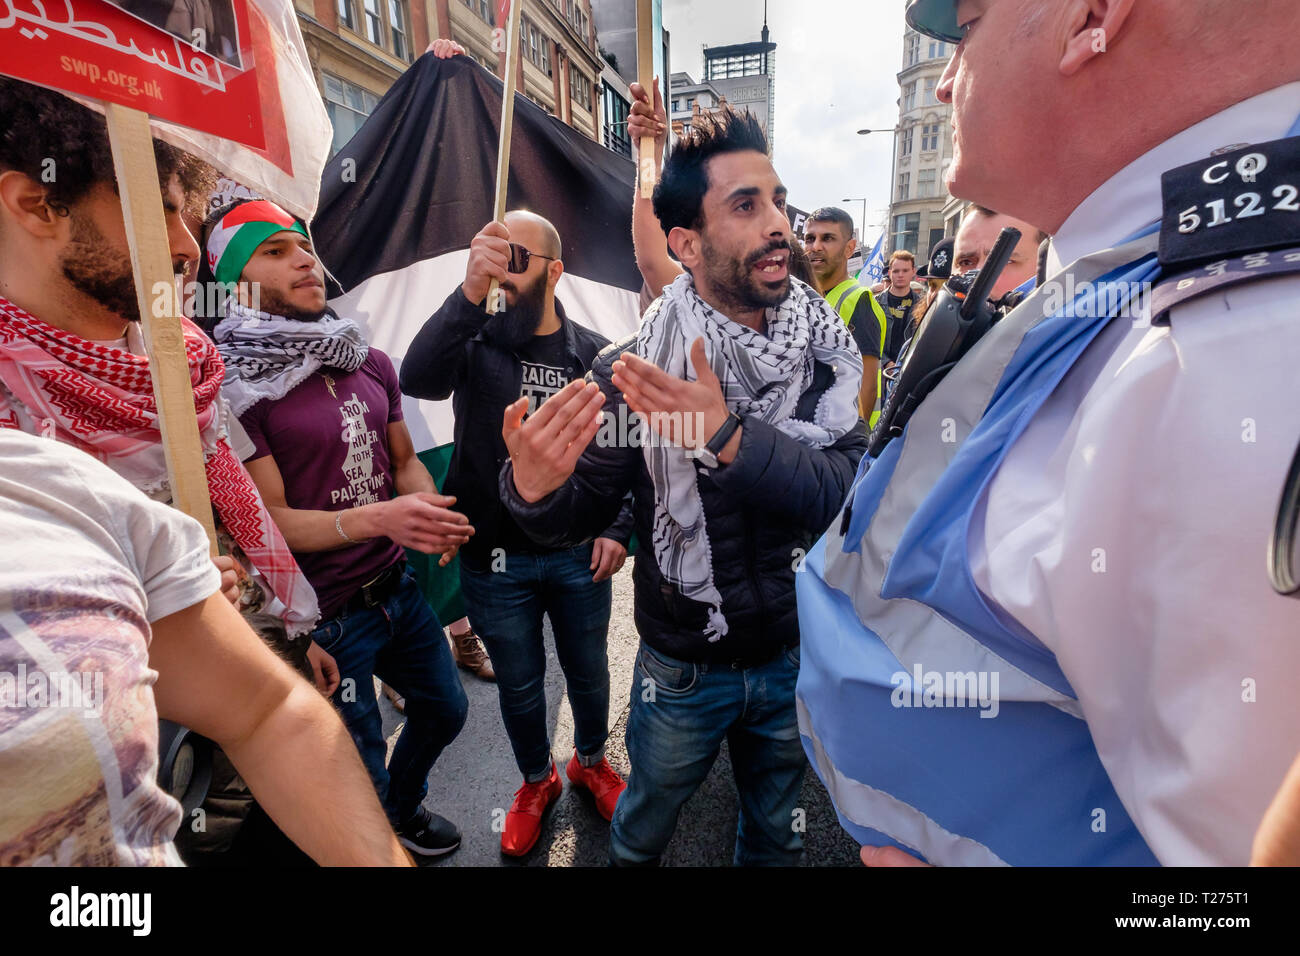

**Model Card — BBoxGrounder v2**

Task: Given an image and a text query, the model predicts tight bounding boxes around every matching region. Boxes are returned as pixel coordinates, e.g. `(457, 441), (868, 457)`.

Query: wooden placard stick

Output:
(105, 102), (218, 551)
(485, 0), (525, 315)
(636, 0), (655, 198)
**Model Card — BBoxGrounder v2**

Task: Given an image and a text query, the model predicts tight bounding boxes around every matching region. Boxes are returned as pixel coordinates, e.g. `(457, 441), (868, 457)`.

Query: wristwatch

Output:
(695, 412), (743, 469)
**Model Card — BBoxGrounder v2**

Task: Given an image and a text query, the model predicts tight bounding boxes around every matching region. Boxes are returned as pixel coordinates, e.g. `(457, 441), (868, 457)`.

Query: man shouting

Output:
(499, 110), (869, 866)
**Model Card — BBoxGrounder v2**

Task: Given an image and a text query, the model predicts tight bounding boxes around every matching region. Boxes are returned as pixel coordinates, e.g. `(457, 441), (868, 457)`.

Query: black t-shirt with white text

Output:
(517, 328), (569, 415)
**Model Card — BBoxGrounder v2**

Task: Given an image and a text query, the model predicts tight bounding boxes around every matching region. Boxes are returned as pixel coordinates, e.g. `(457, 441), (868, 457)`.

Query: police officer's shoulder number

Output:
(1160, 136), (1300, 269)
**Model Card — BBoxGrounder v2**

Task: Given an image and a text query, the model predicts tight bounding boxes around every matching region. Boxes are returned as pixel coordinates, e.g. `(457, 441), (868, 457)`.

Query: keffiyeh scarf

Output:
(0, 297), (320, 636)
(211, 303), (368, 416)
(637, 274), (863, 641)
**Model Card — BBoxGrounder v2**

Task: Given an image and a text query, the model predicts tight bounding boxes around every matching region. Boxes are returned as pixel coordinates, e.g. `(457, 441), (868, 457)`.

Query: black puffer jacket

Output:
(501, 334), (869, 665)
(400, 287), (632, 572)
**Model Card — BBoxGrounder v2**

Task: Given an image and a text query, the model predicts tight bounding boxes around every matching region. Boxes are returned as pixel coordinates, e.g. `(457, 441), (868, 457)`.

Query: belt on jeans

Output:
(345, 560), (407, 612)
(695, 642), (796, 672)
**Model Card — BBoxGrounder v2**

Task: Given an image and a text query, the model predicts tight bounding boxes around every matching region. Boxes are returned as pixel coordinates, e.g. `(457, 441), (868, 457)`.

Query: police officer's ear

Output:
(668, 225), (701, 271)
(1060, 0), (1137, 77)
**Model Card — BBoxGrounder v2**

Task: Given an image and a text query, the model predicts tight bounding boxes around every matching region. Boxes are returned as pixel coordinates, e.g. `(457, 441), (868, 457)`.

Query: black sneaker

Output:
(396, 807), (462, 858)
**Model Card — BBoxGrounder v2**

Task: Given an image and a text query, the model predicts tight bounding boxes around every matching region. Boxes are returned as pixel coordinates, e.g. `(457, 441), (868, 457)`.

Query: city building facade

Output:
(294, 0), (613, 155)
(666, 17), (775, 152)
(590, 0), (670, 159)
(668, 71), (724, 139)
(887, 1), (955, 261)
(294, 0), (430, 156)
(440, 0), (607, 141)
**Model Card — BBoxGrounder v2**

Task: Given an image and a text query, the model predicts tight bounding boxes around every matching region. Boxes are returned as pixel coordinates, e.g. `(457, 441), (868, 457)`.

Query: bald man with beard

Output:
(401, 211), (634, 858)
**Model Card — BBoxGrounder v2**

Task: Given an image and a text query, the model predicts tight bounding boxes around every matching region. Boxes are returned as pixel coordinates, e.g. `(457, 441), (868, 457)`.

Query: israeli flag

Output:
(858, 233), (886, 285)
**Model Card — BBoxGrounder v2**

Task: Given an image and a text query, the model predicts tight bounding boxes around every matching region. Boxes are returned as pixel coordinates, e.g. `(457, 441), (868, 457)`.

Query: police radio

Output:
(867, 227), (1023, 458)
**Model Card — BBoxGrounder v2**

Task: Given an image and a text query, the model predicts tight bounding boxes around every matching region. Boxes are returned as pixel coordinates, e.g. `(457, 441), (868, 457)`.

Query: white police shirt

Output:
(969, 82), (1300, 865)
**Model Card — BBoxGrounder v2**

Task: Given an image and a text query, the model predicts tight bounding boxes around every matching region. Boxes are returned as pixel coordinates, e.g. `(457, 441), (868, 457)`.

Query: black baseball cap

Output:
(917, 237), (954, 280)
(906, 0), (962, 43)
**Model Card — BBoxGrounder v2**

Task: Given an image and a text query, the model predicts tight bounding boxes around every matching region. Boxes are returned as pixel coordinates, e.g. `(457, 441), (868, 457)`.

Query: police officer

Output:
(799, 0), (1300, 866)
(803, 206), (888, 424)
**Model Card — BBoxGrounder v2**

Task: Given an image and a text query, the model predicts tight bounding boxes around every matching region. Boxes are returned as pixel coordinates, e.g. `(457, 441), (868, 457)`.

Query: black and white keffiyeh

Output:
(212, 302), (369, 416)
(637, 273), (863, 641)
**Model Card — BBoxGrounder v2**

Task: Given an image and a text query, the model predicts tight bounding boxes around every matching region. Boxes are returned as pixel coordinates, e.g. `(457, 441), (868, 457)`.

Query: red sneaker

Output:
(501, 764), (562, 857)
(565, 751), (627, 821)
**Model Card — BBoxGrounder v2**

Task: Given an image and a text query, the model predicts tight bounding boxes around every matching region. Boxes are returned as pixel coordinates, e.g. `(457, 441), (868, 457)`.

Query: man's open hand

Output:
(376, 493), (474, 555)
(612, 338), (736, 461)
(503, 379), (605, 503)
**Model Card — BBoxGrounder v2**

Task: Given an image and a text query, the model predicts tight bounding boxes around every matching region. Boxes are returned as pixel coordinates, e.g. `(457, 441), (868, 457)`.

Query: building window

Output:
(924, 77), (937, 105)
(902, 81), (917, 112)
(671, 98), (682, 112)
(323, 72), (380, 157)
(894, 212), (921, 254)
(918, 168), (936, 198)
(706, 53), (764, 80)
(523, 18), (552, 74)
(928, 40), (947, 59)
(897, 172), (911, 202)
(363, 0), (383, 45)
(389, 0), (409, 60)
(562, 0), (588, 40)
(922, 123), (940, 151)
(899, 125), (914, 156)
(569, 64), (592, 112)
(342, 0), (410, 60)
(463, 0), (493, 27)
(603, 82), (631, 157)
(905, 33), (920, 67)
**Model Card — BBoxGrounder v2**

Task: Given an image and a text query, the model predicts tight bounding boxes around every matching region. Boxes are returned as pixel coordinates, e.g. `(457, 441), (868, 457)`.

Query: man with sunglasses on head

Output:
(402, 211), (633, 857)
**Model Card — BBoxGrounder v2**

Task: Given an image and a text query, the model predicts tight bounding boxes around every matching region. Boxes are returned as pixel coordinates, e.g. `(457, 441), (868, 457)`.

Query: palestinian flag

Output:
(311, 53), (644, 617)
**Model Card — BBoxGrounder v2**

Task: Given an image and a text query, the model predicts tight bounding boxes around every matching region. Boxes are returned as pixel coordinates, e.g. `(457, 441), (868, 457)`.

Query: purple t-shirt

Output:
(240, 350), (405, 620)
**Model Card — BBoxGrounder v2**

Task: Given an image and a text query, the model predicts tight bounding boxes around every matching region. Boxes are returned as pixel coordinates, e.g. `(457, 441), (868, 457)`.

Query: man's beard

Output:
(699, 236), (792, 315)
(59, 211), (153, 323)
(253, 284), (329, 323)
(482, 272), (548, 350)
(812, 254), (842, 286)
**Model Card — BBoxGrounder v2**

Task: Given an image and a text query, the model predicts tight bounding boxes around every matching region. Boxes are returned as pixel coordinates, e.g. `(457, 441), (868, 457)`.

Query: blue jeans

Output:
(459, 545), (613, 779)
(610, 641), (806, 866)
(310, 566), (468, 825)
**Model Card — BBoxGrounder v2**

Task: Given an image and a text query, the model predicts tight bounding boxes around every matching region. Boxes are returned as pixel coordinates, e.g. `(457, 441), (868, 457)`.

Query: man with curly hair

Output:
(0, 76), (330, 864)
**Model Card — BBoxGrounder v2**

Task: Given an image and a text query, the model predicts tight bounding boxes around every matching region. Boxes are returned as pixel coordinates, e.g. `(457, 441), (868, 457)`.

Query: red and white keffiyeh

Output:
(0, 296), (320, 636)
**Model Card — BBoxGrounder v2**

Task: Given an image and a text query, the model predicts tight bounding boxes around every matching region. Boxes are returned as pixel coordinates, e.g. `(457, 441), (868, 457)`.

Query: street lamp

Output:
(859, 127), (901, 253)
(842, 198), (868, 243)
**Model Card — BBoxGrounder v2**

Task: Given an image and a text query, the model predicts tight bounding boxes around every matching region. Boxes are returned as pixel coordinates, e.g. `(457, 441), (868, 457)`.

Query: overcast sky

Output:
(662, 0), (907, 241)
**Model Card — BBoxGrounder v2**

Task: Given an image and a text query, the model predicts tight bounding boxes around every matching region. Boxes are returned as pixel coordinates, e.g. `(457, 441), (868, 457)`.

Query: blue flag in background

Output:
(858, 233), (886, 285)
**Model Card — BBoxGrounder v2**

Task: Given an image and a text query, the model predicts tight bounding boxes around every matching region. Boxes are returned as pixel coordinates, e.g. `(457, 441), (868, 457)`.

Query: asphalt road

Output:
(377, 556), (862, 867)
